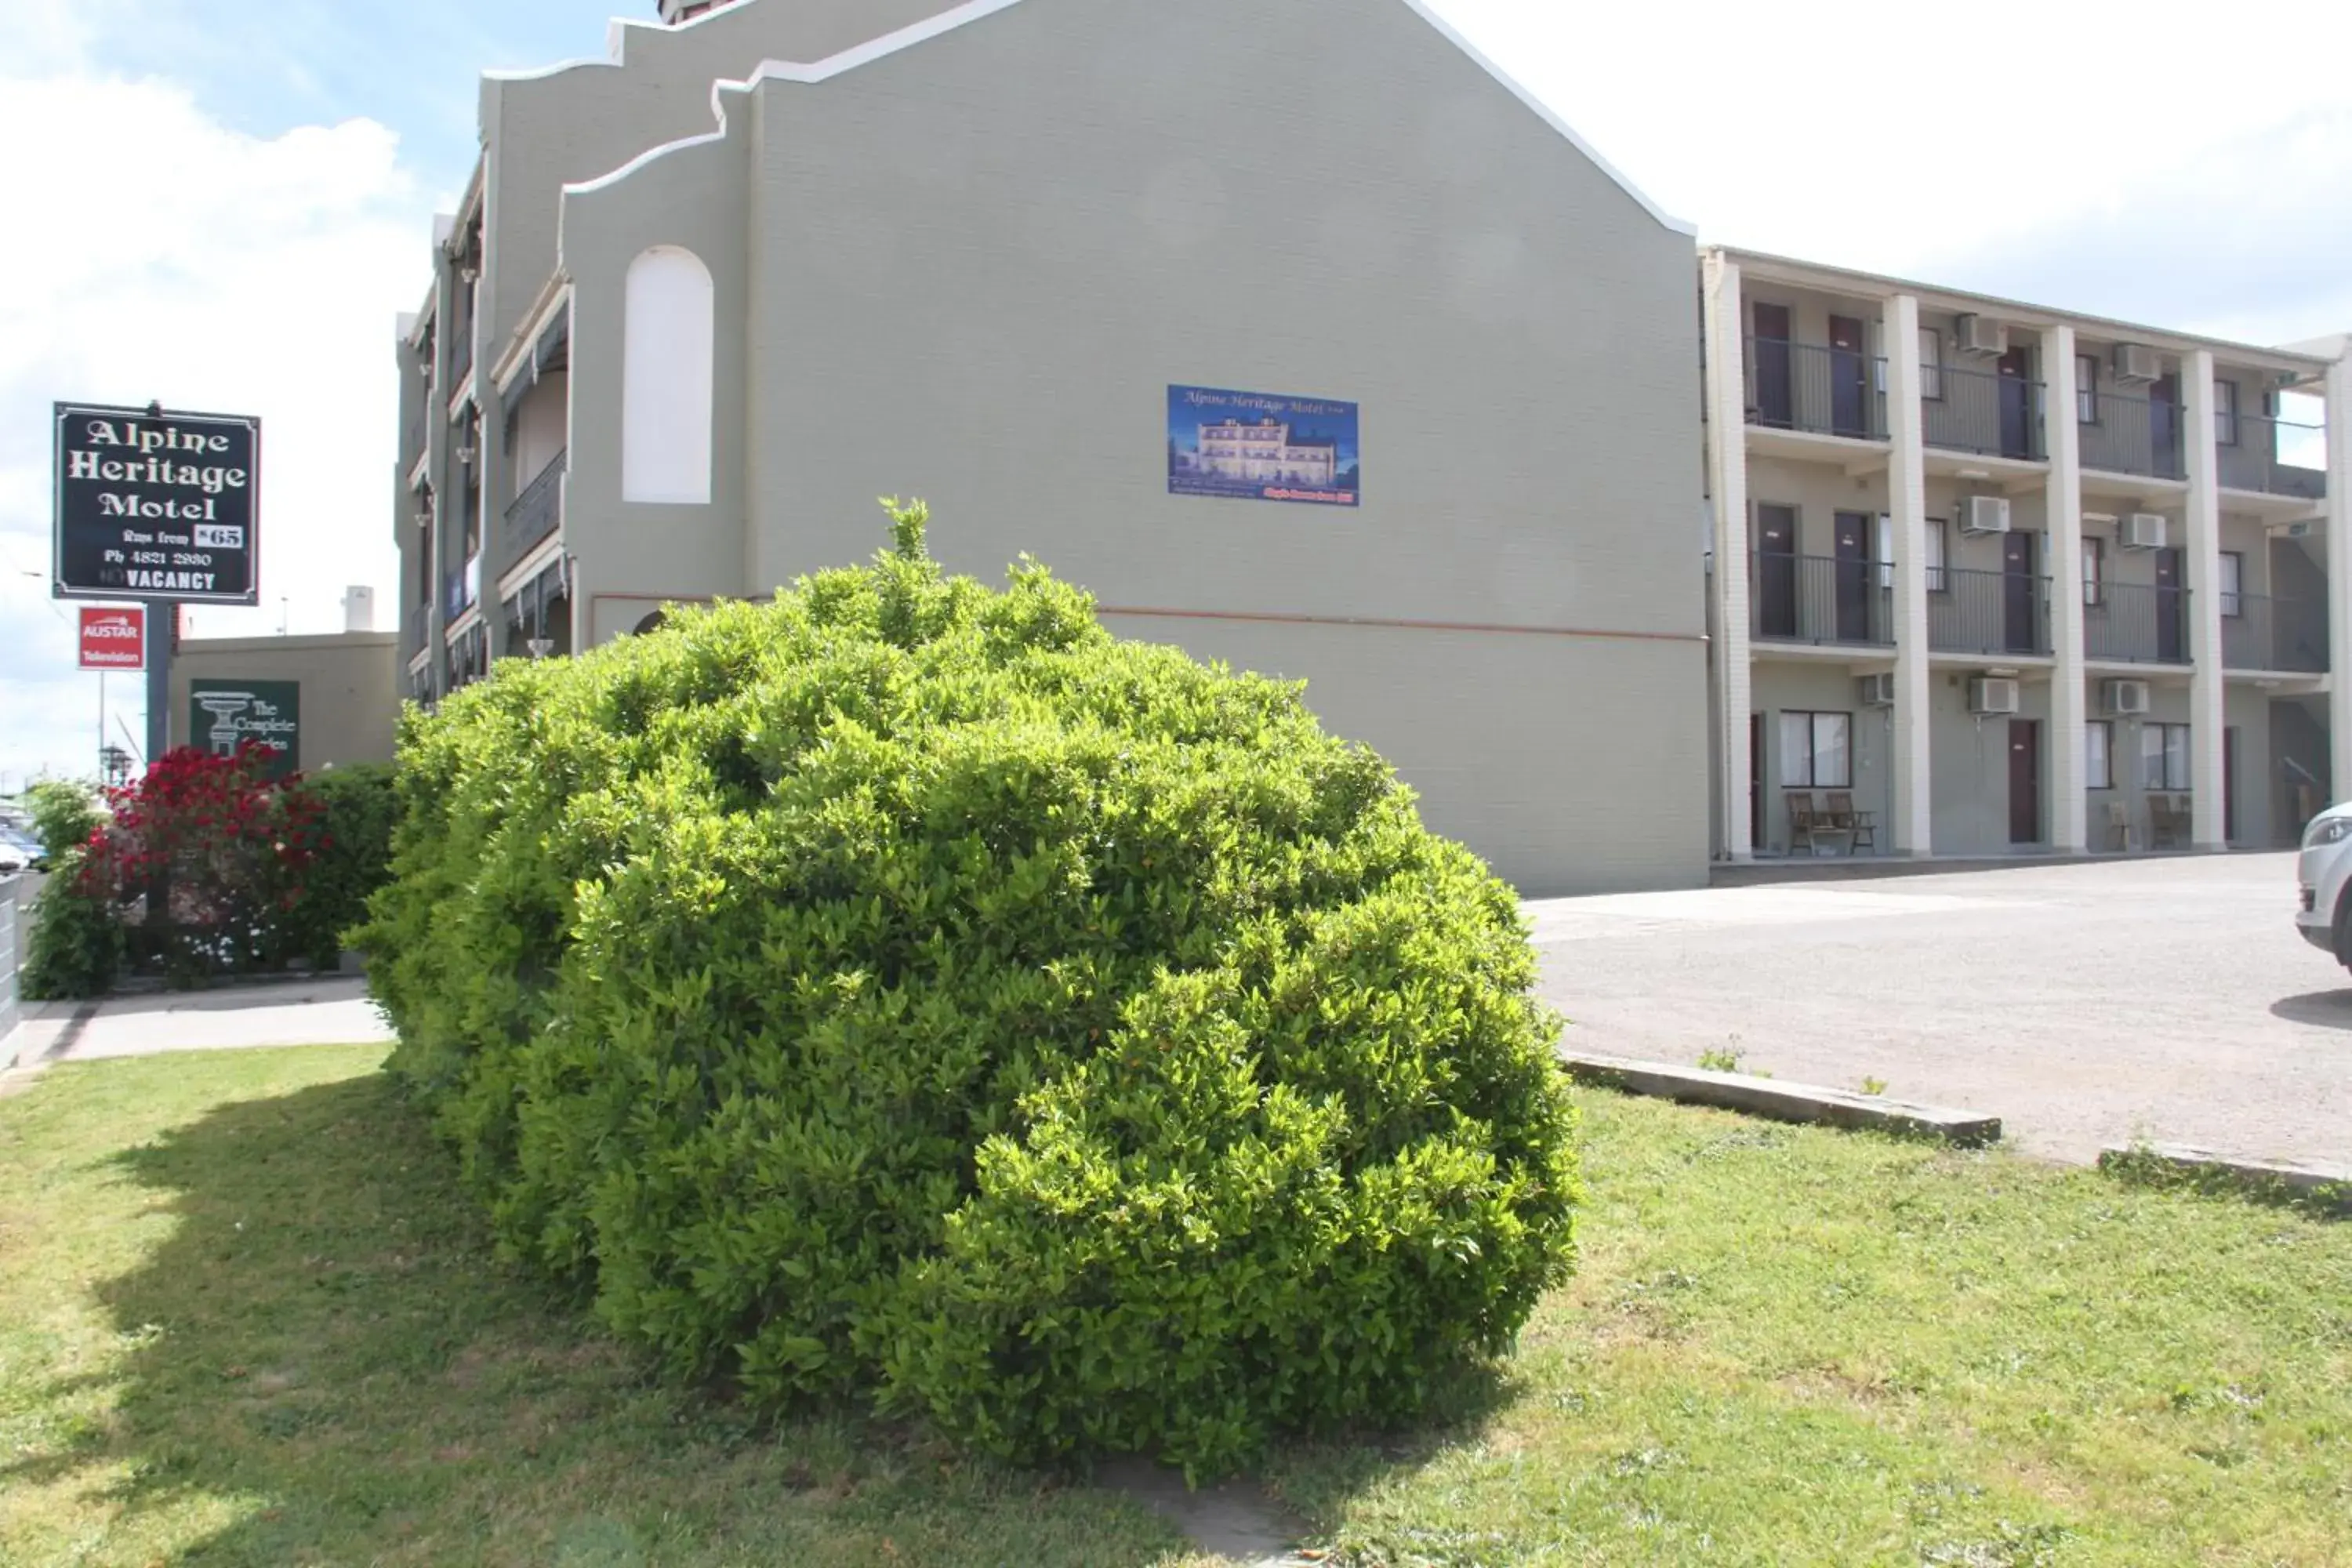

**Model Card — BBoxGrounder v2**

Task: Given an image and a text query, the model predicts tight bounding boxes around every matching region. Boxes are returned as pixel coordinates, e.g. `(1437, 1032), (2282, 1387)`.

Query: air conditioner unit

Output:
(1969, 676), (2022, 717)
(2111, 343), (2161, 385)
(2121, 512), (2167, 550)
(1953, 313), (2007, 357)
(1857, 673), (1899, 707)
(1962, 495), (2013, 535)
(2102, 679), (2152, 717)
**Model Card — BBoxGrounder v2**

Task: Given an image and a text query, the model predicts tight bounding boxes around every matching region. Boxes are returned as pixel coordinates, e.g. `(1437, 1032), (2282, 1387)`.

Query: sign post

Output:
(77, 605), (148, 776)
(53, 401), (261, 768)
(147, 607), (172, 767)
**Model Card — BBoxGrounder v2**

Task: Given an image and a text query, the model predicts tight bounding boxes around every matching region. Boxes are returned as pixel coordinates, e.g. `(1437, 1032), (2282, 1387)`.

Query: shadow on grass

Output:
(3, 1073), (1244, 1567)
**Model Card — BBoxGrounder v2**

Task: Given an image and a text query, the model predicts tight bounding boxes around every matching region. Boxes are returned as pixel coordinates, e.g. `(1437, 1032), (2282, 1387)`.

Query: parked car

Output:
(2295, 805), (2352, 969)
(0, 826), (39, 873)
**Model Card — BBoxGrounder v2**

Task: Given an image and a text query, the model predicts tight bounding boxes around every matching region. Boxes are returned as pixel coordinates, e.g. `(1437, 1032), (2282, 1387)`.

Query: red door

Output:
(2009, 720), (2042, 845)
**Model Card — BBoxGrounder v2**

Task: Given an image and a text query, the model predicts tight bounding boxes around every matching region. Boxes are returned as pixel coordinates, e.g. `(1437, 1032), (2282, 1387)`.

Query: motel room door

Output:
(1828, 315), (1871, 437)
(2002, 532), (2039, 654)
(2009, 720), (2042, 845)
(1752, 303), (1795, 428)
(1755, 504), (1798, 639)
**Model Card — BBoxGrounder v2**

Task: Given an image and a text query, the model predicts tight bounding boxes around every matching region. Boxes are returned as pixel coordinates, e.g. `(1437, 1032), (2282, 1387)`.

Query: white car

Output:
(2296, 804), (2352, 967)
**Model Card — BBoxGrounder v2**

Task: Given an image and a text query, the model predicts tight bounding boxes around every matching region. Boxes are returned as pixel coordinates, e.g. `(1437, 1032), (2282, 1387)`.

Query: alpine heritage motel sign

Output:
(53, 402), (261, 604)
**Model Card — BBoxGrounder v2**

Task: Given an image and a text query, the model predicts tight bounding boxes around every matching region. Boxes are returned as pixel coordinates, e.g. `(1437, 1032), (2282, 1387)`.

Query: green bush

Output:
(360, 503), (1578, 1475)
(284, 764), (397, 970)
(25, 779), (103, 862)
(21, 848), (125, 1000)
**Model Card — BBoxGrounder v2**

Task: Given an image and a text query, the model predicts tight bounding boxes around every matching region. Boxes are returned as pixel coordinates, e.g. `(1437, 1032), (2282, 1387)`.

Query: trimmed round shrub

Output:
(361, 504), (1577, 1474)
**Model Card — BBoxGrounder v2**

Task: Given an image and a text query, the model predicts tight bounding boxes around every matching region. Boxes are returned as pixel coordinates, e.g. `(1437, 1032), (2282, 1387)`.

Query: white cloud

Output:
(0, 67), (432, 789)
(1428, 0), (2352, 339)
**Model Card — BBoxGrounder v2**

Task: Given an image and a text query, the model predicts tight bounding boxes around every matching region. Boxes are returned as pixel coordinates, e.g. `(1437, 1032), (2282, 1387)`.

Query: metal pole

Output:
(145, 599), (170, 764)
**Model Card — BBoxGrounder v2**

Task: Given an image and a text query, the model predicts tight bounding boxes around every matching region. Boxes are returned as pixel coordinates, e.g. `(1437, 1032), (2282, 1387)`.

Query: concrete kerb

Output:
(2097, 1142), (2352, 1217)
(1560, 1050), (2004, 1147)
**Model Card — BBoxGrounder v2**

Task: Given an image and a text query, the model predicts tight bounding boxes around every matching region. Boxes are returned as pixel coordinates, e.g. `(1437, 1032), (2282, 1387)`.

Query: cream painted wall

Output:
(550, 0), (1709, 894)
(1927, 670), (2056, 855)
(1749, 659), (1894, 858)
(169, 634), (401, 771)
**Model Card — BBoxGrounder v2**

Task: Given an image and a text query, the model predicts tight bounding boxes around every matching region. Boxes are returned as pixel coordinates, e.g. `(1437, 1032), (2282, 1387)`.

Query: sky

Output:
(3, 0), (2350, 789)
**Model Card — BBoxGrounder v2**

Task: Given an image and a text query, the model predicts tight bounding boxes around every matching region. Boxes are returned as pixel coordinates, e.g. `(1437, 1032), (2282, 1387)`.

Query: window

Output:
(1875, 516), (1947, 591)
(622, 245), (716, 505)
(2142, 724), (2192, 791)
(2087, 720), (2113, 789)
(2219, 551), (2243, 618)
(1780, 711), (1853, 789)
(1920, 328), (1944, 400)
(2082, 536), (2106, 608)
(2077, 354), (2100, 423)
(2215, 379), (2240, 446)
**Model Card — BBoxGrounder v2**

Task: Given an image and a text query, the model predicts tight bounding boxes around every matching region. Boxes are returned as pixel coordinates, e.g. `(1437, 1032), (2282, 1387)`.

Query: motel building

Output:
(392, 0), (2352, 892)
(393, 0), (1710, 897)
(1703, 251), (2352, 861)
(1192, 419), (1341, 488)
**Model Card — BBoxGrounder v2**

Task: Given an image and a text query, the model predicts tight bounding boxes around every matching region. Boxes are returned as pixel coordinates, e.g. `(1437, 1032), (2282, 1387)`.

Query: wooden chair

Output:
(1824, 791), (1875, 855)
(1787, 793), (1821, 857)
(2106, 799), (2135, 852)
(2149, 795), (2187, 849)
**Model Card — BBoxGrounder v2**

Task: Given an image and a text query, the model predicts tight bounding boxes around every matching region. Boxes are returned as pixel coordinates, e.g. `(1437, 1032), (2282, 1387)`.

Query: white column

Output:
(1883, 292), (1934, 856)
(2328, 350), (2352, 804)
(1703, 253), (1755, 861)
(2044, 326), (2089, 851)
(2182, 348), (2228, 848)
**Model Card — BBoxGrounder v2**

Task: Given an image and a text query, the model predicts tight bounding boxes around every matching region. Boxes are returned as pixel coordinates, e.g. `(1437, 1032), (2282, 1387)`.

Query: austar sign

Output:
(78, 605), (147, 670)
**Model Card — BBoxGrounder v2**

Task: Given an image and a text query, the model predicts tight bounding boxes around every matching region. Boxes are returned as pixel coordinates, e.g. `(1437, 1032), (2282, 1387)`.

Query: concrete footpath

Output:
(0, 976), (393, 1077)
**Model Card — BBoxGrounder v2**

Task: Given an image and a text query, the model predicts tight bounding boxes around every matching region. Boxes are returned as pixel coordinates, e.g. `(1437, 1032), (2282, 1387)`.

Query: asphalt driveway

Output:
(1529, 853), (2351, 1167)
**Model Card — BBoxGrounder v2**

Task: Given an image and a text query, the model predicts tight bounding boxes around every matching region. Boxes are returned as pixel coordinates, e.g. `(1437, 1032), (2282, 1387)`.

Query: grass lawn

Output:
(2, 1047), (2349, 1566)
(0, 1047), (1214, 1568)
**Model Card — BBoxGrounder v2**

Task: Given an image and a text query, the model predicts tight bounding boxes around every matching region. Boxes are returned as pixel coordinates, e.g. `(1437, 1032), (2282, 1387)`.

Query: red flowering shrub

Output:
(79, 743), (331, 982)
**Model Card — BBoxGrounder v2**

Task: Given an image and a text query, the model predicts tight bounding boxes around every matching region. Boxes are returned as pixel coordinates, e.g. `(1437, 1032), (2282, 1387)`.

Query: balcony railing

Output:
(2085, 580), (2191, 665)
(2223, 593), (2328, 673)
(1924, 363), (2045, 460)
(506, 449), (567, 557)
(2218, 412), (2328, 499)
(1750, 553), (1893, 646)
(1745, 338), (1888, 441)
(1927, 566), (2051, 655)
(2079, 390), (2184, 480)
